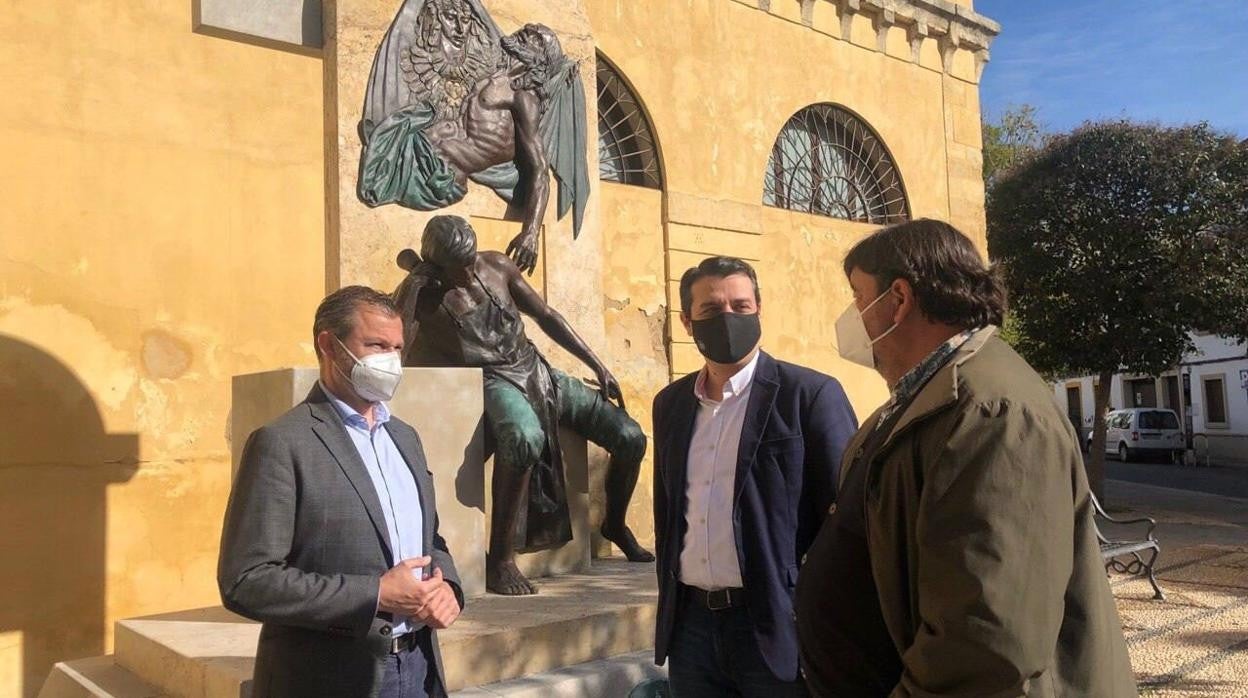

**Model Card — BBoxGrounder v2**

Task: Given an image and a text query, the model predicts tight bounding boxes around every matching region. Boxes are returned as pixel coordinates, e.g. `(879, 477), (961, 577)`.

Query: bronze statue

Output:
(394, 216), (652, 595)
(360, 0), (589, 275)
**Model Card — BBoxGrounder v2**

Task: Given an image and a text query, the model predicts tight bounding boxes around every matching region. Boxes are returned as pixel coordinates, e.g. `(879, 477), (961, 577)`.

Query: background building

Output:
(1054, 333), (1248, 465)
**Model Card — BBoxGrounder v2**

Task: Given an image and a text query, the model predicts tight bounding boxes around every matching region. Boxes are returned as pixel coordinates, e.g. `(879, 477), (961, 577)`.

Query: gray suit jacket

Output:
(218, 384), (462, 698)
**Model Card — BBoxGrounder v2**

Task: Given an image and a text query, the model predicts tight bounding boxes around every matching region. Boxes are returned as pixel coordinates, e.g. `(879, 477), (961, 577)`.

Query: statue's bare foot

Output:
(487, 559), (537, 595)
(601, 524), (655, 562)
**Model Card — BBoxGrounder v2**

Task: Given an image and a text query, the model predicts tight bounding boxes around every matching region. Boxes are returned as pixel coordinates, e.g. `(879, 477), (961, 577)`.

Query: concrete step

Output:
(436, 559), (657, 690)
(113, 607), (257, 698)
(110, 559), (657, 696)
(451, 650), (667, 698)
(38, 656), (165, 698)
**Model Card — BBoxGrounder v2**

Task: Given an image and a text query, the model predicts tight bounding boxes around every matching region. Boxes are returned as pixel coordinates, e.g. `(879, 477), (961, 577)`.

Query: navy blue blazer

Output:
(652, 351), (858, 682)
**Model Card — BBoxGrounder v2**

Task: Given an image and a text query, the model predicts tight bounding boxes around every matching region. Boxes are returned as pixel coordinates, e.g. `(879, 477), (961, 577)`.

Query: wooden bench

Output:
(1091, 493), (1165, 600)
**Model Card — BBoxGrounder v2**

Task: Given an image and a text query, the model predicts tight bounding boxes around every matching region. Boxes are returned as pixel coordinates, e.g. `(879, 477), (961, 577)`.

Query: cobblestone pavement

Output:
(1105, 479), (1248, 696)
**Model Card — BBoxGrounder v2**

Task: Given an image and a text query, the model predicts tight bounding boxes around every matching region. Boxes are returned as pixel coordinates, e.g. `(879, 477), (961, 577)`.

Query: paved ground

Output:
(1104, 479), (1248, 696)
(1105, 478), (1248, 550)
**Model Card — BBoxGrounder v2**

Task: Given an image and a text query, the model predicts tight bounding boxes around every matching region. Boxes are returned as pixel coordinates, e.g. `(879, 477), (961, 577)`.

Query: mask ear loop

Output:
(331, 335), (359, 383)
(870, 320), (900, 346)
(334, 335), (362, 361)
(860, 287), (901, 346)
(857, 287), (892, 318)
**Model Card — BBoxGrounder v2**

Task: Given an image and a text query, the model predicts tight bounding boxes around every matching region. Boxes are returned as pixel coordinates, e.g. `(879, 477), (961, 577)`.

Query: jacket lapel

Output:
(306, 385), (395, 562)
(384, 421), (435, 554)
(664, 381), (699, 503)
(734, 352), (779, 503)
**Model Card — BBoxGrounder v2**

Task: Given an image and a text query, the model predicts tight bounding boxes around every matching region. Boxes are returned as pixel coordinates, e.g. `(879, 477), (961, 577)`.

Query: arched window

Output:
(596, 54), (662, 188)
(763, 104), (909, 224)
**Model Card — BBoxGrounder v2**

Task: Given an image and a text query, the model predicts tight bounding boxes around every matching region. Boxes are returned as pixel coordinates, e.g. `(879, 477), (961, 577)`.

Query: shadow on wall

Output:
(455, 416), (487, 513)
(0, 334), (139, 698)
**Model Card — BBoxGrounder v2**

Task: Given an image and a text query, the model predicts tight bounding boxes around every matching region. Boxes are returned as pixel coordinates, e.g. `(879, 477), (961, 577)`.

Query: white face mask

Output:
(834, 289), (899, 370)
(334, 337), (403, 403)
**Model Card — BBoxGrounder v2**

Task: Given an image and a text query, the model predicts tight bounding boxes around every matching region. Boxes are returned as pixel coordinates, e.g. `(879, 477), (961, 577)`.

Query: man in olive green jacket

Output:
(795, 219), (1137, 697)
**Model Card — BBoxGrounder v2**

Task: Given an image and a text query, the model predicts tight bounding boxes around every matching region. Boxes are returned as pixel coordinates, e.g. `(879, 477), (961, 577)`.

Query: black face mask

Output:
(691, 312), (761, 364)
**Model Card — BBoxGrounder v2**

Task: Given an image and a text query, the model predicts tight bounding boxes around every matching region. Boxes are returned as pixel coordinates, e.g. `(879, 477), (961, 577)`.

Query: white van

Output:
(1092, 408), (1184, 463)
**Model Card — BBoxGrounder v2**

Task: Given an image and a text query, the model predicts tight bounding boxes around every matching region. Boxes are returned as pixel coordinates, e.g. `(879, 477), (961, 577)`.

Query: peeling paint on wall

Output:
(141, 330), (192, 380)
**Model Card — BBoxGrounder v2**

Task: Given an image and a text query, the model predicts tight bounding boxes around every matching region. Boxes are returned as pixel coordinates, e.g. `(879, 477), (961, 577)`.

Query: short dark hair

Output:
(842, 218), (1006, 329)
(312, 286), (400, 357)
(678, 256), (761, 315)
(421, 215), (478, 269)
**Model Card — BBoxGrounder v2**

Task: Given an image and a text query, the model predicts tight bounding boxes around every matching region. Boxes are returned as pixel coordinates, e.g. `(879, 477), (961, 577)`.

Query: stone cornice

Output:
(194, 0), (1002, 81)
(763, 0), (1000, 80)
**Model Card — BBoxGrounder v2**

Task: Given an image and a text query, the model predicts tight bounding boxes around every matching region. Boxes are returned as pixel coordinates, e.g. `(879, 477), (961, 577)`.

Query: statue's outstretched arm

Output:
(489, 252), (625, 409)
(505, 90), (549, 276)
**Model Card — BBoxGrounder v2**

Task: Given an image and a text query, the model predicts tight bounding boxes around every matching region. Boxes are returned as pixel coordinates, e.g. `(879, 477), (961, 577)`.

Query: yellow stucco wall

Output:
(0, 4), (325, 696)
(590, 0), (988, 426)
(598, 182), (668, 550)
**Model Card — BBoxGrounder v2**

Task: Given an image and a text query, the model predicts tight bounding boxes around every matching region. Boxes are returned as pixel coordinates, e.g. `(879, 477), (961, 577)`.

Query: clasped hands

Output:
(378, 556), (461, 629)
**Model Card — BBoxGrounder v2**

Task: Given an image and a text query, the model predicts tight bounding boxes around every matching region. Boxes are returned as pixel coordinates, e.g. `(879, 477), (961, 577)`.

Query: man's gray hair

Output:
(312, 286), (400, 357)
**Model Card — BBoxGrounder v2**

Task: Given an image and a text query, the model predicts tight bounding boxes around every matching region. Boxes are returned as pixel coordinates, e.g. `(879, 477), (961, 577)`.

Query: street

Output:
(1103, 456), (1248, 500)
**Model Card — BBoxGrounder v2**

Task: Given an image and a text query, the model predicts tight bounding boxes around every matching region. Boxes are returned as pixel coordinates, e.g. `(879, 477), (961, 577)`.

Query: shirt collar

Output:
(887, 329), (977, 408)
(693, 350), (761, 405)
(319, 380), (390, 430)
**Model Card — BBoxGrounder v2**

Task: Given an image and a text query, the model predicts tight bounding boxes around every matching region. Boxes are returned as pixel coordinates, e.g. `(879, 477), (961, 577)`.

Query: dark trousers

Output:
(668, 594), (808, 698)
(378, 630), (441, 698)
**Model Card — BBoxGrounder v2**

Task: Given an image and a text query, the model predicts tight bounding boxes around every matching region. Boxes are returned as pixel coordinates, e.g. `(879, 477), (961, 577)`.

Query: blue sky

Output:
(975, 0), (1248, 137)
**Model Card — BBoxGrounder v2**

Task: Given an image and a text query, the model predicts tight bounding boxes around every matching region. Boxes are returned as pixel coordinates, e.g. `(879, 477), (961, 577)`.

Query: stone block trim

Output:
(743, 0), (998, 81)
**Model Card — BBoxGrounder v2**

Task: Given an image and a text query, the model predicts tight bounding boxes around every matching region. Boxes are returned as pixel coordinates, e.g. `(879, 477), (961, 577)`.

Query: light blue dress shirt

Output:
(321, 382), (425, 635)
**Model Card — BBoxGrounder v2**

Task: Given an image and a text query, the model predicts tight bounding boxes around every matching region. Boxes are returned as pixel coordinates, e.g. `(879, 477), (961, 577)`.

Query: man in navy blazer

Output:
(652, 257), (857, 696)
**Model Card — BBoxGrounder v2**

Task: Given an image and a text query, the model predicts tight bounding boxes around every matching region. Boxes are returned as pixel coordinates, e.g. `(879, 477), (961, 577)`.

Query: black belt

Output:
(388, 632), (421, 654)
(683, 584), (746, 611)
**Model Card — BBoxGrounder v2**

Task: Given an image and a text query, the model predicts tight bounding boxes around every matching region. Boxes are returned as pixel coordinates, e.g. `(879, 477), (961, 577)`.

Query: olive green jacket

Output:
(840, 327), (1137, 697)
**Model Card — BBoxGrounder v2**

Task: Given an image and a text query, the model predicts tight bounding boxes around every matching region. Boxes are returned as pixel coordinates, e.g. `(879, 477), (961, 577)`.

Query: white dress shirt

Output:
(679, 351), (760, 590)
(320, 382), (424, 635)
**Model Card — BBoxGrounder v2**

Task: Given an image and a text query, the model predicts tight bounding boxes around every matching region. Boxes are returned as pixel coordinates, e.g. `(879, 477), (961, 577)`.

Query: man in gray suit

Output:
(219, 286), (463, 698)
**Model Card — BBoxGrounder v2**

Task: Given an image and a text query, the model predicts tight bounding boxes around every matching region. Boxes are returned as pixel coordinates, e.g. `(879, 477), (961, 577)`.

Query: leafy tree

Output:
(987, 121), (1248, 498)
(982, 104), (1046, 186)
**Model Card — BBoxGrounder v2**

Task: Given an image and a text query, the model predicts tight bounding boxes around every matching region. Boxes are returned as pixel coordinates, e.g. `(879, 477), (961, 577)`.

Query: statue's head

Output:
(421, 215), (478, 271)
(428, 0), (473, 50)
(416, 0), (494, 58)
(501, 24), (566, 94)
(405, 0), (501, 118)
